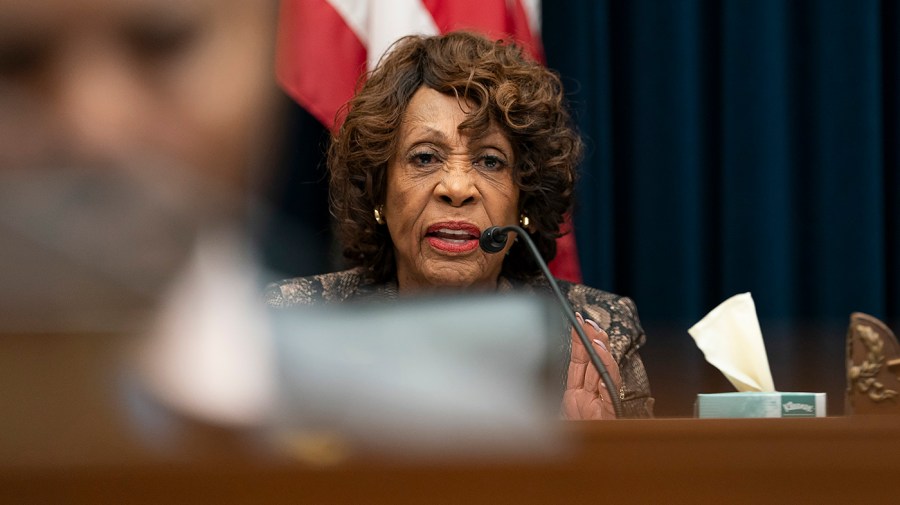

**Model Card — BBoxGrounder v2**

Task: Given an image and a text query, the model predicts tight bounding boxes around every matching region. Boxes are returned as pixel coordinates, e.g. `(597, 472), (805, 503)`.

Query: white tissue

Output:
(688, 293), (775, 392)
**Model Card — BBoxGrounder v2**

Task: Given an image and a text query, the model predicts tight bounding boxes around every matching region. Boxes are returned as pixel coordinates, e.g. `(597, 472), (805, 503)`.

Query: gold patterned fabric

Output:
(265, 267), (654, 418)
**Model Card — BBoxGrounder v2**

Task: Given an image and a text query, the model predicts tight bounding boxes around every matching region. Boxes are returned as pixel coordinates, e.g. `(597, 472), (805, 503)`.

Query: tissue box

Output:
(696, 392), (826, 418)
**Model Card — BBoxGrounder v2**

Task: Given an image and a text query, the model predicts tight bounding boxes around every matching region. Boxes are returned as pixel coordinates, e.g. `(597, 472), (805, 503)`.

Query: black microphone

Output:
(479, 226), (509, 253)
(480, 225), (625, 419)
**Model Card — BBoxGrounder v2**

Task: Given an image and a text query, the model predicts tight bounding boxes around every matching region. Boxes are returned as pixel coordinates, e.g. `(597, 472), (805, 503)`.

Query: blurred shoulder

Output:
(264, 267), (374, 307)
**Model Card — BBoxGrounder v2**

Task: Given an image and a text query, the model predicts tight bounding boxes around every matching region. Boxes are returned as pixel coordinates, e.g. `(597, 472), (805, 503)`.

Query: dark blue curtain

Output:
(543, 0), (899, 415)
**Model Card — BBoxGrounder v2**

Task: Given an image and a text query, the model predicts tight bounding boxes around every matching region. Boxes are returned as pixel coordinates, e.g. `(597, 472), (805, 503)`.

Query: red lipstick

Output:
(425, 221), (481, 253)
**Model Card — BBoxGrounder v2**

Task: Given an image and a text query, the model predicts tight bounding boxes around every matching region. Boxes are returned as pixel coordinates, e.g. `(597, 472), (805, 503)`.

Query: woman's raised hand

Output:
(562, 312), (623, 420)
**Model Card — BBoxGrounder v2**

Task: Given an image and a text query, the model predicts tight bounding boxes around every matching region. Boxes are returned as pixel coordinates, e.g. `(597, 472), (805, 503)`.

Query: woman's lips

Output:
(425, 221), (481, 253)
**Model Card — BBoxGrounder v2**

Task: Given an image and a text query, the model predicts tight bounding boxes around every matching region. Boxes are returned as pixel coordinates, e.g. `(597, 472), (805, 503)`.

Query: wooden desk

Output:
(3, 331), (900, 503)
(2, 416), (899, 504)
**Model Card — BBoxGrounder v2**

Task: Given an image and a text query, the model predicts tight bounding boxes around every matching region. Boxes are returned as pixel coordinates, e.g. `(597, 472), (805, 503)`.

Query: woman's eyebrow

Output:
(468, 132), (512, 153)
(400, 126), (455, 150)
(413, 126), (449, 141)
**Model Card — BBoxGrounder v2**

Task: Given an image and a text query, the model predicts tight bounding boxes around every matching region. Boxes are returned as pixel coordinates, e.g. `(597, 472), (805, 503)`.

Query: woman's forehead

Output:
(399, 87), (508, 143)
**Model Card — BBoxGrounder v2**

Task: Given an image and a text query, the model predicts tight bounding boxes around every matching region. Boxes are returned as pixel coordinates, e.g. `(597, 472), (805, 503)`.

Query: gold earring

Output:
(519, 213), (530, 229)
(374, 206), (385, 225)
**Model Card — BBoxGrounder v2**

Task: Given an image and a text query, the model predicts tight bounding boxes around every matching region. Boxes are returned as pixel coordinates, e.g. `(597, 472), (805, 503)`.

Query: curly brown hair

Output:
(329, 31), (583, 283)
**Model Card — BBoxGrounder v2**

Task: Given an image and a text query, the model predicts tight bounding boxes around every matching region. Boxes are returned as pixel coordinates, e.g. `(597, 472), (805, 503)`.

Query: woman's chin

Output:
(413, 267), (498, 293)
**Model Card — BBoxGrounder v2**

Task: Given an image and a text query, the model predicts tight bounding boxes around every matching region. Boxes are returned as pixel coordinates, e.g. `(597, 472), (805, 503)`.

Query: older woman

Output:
(266, 31), (653, 419)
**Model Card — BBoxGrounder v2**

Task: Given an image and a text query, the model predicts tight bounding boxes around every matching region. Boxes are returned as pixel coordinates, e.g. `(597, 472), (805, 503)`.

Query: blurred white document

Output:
(139, 233), (275, 427)
(688, 293), (775, 392)
(269, 294), (564, 458)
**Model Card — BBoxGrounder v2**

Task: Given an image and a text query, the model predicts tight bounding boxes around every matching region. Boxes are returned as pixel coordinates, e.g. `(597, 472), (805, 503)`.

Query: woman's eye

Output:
(410, 152), (438, 166)
(477, 155), (506, 170)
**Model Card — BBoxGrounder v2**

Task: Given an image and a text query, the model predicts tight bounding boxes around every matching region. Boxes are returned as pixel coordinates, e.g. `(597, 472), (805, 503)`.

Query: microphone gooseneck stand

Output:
(480, 225), (625, 419)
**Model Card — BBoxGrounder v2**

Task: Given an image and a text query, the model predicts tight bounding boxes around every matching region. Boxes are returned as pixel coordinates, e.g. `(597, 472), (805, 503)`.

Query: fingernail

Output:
(575, 312), (584, 324)
(585, 319), (601, 333)
(593, 338), (608, 351)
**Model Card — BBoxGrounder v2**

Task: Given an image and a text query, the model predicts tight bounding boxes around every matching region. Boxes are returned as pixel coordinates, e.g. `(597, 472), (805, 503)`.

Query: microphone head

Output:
(479, 226), (509, 253)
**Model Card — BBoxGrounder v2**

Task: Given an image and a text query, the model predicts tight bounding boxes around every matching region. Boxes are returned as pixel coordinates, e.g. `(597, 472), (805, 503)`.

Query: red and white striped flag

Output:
(275, 0), (582, 283)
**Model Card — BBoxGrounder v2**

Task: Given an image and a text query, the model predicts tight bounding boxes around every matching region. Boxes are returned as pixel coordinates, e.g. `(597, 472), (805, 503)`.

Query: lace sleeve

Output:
(566, 284), (655, 418)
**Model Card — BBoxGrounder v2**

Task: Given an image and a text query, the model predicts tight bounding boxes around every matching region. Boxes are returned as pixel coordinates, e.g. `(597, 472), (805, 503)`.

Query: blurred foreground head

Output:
(0, 0), (279, 184)
(0, 0), (280, 330)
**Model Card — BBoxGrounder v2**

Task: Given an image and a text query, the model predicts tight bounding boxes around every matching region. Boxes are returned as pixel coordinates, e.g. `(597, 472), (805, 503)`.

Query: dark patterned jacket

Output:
(265, 268), (654, 418)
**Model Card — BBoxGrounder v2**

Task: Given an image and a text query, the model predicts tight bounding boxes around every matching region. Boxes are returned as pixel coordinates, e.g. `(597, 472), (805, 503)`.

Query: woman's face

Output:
(385, 86), (519, 292)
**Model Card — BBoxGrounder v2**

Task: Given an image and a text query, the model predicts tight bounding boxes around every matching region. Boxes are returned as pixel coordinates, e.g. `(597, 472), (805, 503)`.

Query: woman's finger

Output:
(583, 318), (622, 399)
(564, 313), (623, 420)
(570, 316), (609, 395)
(585, 317), (611, 349)
(566, 324), (589, 390)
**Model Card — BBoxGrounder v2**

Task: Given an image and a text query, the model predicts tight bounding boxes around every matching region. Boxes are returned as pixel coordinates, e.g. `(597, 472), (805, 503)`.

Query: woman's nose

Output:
(436, 161), (478, 206)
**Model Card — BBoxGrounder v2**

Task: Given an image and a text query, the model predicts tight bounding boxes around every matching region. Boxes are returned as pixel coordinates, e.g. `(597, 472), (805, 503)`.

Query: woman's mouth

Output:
(425, 222), (481, 253)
